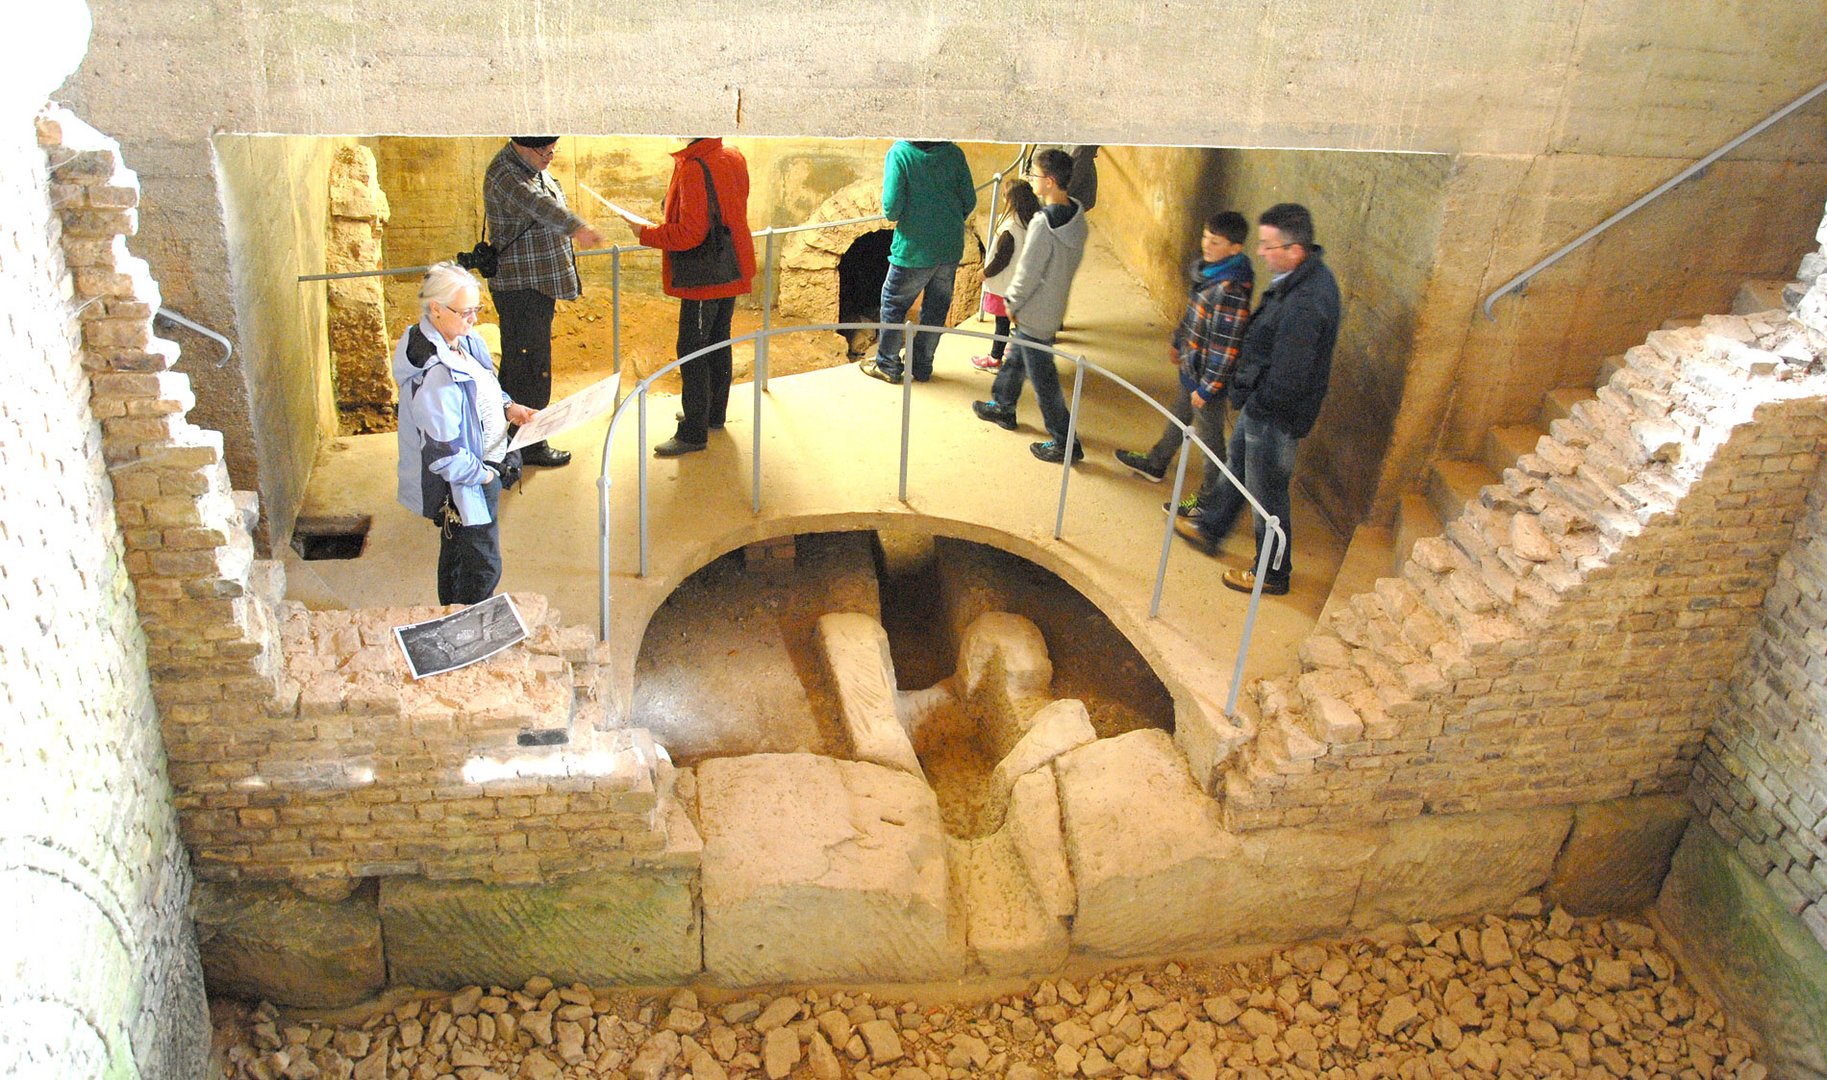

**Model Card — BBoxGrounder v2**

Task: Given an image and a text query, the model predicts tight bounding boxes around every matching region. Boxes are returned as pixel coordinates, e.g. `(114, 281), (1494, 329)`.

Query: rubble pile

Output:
(215, 905), (1765, 1080)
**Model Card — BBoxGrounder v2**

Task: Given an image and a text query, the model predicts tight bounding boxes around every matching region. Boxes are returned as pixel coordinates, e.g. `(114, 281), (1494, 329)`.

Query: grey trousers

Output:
(1146, 381), (1228, 505)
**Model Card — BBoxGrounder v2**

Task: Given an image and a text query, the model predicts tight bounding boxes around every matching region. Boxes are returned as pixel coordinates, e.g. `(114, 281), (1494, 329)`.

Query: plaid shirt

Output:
(483, 142), (586, 299)
(1172, 255), (1254, 399)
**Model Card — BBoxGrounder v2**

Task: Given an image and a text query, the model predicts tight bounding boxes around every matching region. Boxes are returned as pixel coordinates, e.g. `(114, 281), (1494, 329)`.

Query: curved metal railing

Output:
(595, 319), (1285, 716)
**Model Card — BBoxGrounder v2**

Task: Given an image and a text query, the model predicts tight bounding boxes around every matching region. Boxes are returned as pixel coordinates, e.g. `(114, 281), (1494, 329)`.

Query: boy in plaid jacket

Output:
(1116, 211), (1254, 515)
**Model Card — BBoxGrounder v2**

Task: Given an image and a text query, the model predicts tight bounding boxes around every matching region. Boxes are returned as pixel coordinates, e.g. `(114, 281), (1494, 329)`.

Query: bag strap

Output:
(693, 157), (726, 233)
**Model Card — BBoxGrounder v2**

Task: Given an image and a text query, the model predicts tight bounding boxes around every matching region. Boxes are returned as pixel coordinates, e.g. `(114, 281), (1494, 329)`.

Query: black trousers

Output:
(674, 296), (736, 445)
(436, 479), (502, 606)
(493, 288), (556, 452)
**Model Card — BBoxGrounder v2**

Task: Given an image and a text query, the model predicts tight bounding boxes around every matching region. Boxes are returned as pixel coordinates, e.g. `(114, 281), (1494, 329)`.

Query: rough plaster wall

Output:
(1203, 149), (1452, 531)
(1096, 146), (1219, 326)
(1692, 458), (1827, 950)
(1437, 144), (1827, 456)
(0, 115), (208, 1077)
(214, 134), (343, 548)
(366, 136), (1016, 335)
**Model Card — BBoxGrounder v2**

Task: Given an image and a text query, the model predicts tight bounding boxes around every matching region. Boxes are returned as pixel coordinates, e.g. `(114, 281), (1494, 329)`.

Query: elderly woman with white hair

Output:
(394, 261), (538, 605)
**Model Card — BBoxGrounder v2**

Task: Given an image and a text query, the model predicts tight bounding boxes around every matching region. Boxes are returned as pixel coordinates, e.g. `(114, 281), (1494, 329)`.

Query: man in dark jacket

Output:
(1176, 203), (1340, 596)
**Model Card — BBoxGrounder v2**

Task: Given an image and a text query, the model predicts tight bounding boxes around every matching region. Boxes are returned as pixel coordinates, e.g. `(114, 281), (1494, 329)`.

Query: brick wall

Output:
(42, 107), (687, 894)
(1691, 212), (1827, 951)
(169, 598), (692, 886)
(1226, 313), (1827, 835)
(0, 111), (208, 1077)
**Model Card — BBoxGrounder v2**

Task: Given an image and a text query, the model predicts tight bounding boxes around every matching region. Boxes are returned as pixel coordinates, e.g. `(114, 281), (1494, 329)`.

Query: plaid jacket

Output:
(1172, 254), (1254, 399)
(483, 142), (586, 299)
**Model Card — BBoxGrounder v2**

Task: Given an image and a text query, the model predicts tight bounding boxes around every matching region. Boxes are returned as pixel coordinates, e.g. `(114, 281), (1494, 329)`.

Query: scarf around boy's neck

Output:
(1194, 251), (1248, 284)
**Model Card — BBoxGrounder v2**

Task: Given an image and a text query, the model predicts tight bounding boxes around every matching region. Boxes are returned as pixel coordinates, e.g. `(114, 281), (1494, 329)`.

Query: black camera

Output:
(455, 240), (500, 279)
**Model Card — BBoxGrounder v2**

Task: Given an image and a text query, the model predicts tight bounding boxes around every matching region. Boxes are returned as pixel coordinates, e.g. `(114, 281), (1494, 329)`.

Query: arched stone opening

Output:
(774, 178), (985, 332)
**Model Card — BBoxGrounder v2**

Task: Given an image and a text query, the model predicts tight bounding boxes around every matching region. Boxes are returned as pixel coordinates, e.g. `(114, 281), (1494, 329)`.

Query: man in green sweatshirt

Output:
(860, 140), (977, 384)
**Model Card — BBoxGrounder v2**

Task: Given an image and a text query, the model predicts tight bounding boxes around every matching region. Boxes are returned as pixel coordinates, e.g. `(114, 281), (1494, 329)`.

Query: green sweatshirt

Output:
(881, 141), (977, 268)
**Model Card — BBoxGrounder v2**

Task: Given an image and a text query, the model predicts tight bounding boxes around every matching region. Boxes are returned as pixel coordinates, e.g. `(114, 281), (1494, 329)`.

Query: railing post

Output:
(898, 319), (915, 504)
(1150, 439), (1193, 618)
(598, 470), (612, 641)
(1052, 357), (1086, 540)
(985, 172), (1002, 278)
(637, 385), (650, 578)
(758, 227), (777, 393)
(611, 247), (623, 374)
(1227, 518), (1281, 715)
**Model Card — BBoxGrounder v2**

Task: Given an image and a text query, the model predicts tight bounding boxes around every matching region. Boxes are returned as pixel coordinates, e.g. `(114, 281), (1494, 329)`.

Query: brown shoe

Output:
(1173, 516), (1218, 556)
(1222, 568), (1289, 596)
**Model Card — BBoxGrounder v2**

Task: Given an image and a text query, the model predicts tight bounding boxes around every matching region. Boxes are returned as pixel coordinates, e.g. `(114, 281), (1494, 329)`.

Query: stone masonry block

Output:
(814, 613), (921, 778)
(1658, 825), (1827, 1078)
(193, 879), (384, 1008)
(698, 753), (962, 986)
(989, 698), (1095, 806)
(379, 868), (699, 989)
(1545, 794), (1691, 915)
(1352, 805), (1573, 928)
(1055, 729), (1239, 957)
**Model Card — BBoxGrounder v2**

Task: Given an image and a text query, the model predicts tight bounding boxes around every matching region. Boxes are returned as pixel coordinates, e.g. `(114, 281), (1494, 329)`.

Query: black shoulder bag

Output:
(669, 158), (742, 289)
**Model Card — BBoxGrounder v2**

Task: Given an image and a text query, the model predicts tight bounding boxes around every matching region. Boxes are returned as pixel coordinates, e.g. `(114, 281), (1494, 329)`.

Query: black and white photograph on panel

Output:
(393, 594), (529, 680)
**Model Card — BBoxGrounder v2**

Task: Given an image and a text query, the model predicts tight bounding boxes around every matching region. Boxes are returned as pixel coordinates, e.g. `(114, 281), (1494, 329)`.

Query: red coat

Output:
(639, 139), (757, 300)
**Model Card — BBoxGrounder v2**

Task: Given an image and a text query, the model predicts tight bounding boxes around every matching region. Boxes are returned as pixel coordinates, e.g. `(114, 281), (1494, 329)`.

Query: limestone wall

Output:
(0, 108), (208, 1077)
(367, 136), (1015, 339)
(1226, 314), (1827, 831)
(215, 134), (347, 547)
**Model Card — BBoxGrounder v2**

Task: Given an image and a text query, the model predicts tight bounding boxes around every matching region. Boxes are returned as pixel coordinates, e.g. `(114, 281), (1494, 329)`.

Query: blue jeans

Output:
(990, 331), (1075, 443)
(1197, 409), (1298, 586)
(875, 262), (957, 379)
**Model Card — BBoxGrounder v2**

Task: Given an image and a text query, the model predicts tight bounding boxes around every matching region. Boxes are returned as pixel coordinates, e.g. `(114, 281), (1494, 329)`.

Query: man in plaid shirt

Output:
(1115, 211), (1254, 517)
(483, 136), (602, 468)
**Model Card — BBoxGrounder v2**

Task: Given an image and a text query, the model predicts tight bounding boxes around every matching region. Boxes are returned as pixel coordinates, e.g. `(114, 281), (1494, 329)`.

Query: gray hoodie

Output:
(1004, 199), (1087, 340)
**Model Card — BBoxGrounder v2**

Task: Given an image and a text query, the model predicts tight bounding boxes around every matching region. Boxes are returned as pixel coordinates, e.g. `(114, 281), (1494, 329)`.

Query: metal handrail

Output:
(596, 318), (1285, 716)
(154, 307), (235, 368)
(1482, 77), (1827, 321)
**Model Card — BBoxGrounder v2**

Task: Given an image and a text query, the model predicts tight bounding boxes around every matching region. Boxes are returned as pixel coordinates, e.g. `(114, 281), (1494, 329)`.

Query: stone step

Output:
(1595, 353), (1627, 389)
(1482, 425), (1542, 478)
(1426, 458), (1497, 530)
(232, 489), (259, 535)
(1322, 523), (1394, 624)
(1731, 278), (1791, 316)
(1392, 494), (1441, 572)
(1539, 387), (1591, 429)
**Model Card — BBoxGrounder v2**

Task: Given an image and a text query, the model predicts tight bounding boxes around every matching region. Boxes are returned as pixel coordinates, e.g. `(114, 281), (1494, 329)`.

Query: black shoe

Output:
(1174, 516), (1219, 556)
(1164, 495), (1201, 518)
(972, 401), (1018, 431)
(1030, 439), (1084, 464)
(653, 437), (708, 458)
(521, 445), (571, 468)
(1115, 449), (1165, 482)
(860, 360), (903, 385)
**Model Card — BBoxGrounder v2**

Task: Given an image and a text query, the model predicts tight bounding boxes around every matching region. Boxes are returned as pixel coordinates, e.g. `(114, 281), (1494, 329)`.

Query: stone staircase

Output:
(1330, 278), (1812, 609)
(1226, 292), (1827, 831)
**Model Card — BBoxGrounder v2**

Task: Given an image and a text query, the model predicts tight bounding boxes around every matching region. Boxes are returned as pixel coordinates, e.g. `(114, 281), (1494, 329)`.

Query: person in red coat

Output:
(612, 138), (757, 457)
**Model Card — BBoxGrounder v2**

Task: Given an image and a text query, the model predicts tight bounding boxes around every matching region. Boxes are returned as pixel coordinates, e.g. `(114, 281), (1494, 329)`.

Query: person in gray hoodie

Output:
(971, 148), (1090, 463)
